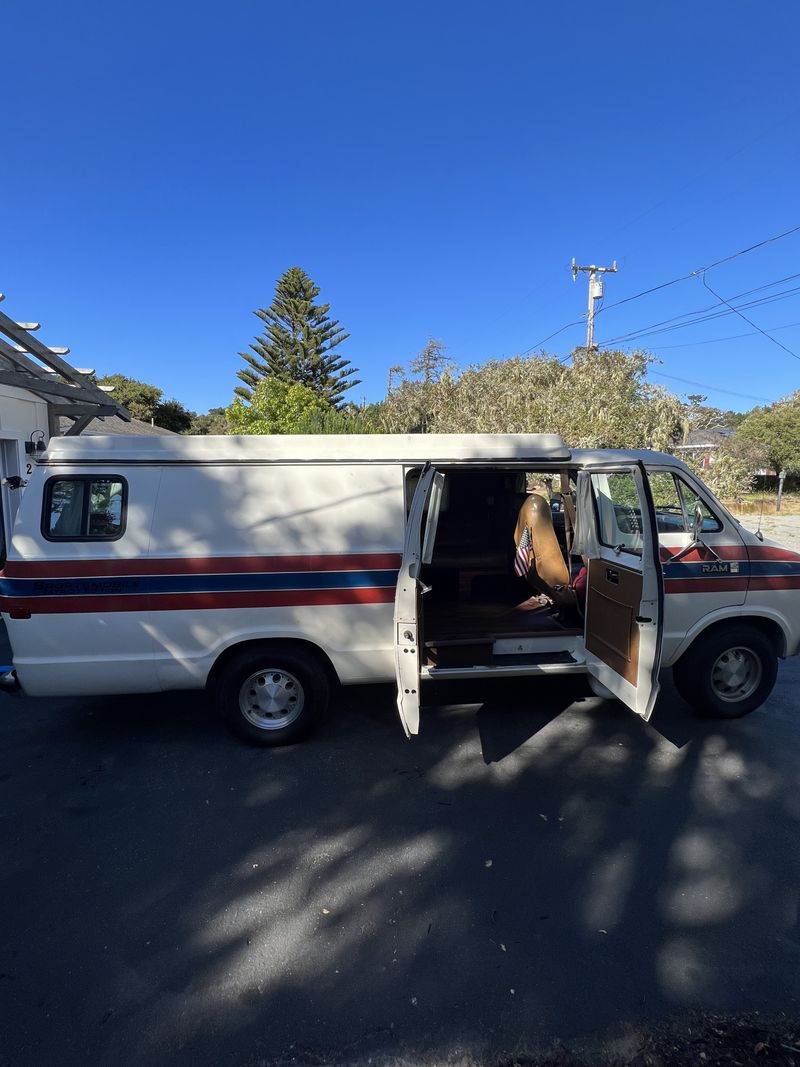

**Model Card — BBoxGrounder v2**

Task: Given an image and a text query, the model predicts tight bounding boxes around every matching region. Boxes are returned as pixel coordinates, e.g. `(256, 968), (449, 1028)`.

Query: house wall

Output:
(0, 386), (50, 550)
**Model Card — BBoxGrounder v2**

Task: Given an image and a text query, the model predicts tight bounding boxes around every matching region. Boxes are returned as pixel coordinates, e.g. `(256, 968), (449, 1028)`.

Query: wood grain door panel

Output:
(585, 558), (642, 686)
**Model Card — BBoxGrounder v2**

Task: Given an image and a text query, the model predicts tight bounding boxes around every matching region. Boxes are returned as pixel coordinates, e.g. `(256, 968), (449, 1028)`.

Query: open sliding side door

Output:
(576, 464), (664, 721)
(394, 465), (445, 737)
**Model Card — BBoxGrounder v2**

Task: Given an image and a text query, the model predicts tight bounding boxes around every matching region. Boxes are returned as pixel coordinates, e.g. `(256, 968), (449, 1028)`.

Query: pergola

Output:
(0, 294), (131, 435)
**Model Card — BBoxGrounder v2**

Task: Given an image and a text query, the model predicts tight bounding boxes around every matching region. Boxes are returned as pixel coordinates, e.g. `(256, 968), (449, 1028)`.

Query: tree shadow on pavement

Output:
(1, 664), (798, 1067)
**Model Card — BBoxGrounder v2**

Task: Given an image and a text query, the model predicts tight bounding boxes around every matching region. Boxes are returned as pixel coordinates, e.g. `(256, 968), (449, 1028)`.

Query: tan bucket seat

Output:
(513, 493), (576, 607)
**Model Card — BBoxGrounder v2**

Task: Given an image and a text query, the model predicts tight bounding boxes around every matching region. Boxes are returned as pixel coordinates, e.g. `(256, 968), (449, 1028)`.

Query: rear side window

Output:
(43, 477), (127, 541)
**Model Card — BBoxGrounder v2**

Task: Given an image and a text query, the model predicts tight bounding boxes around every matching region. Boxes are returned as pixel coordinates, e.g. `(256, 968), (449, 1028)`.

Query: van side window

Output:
(676, 476), (722, 533)
(43, 477), (127, 541)
(590, 472), (643, 556)
(648, 471), (722, 534)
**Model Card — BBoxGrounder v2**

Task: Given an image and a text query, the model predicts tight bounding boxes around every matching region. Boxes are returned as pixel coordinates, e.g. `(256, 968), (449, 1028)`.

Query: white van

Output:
(1, 433), (798, 744)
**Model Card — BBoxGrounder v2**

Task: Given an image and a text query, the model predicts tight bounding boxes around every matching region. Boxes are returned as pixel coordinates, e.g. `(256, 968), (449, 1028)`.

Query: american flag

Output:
(514, 525), (532, 577)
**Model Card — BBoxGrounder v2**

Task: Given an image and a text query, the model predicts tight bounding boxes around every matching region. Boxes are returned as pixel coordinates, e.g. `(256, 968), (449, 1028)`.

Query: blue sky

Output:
(4, 1), (799, 415)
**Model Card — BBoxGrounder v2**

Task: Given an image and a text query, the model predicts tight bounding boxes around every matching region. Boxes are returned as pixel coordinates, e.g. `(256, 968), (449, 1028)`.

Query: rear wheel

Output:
(215, 644), (330, 745)
(672, 625), (778, 719)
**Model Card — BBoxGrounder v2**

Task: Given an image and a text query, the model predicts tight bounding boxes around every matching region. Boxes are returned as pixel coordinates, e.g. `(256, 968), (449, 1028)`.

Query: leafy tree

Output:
(738, 391), (800, 474)
(98, 374), (161, 422)
(381, 348), (684, 450)
(682, 435), (765, 501)
(154, 398), (194, 434)
(235, 267), (360, 407)
(227, 380), (384, 435)
(721, 409), (749, 430)
(680, 395), (749, 441)
(292, 401), (385, 434)
(190, 407), (229, 435)
(98, 373), (193, 432)
(227, 378), (330, 434)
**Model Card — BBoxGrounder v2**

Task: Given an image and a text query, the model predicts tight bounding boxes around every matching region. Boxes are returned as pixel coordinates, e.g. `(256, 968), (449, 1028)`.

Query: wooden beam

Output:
(0, 333), (130, 421)
(0, 337), (52, 374)
(48, 403), (117, 418)
(0, 309), (85, 383)
(11, 344), (70, 355)
(63, 413), (96, 436)
(0, 369), (113, 405)
(0, 308), (118, 408)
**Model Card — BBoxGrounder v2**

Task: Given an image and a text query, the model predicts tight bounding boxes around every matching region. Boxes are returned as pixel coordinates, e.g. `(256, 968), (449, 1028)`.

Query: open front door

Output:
(394, 466), (444, 737)
(576, 464), (664, 720)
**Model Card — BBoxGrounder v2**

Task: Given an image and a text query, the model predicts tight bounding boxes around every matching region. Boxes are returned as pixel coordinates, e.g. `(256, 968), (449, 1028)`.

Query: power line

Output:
(648, 369), (772, 403)
(601, 271), (800, 345)
(700, 272), (800, 363)
(602, 282), (800, 346)
(522, 319), (585, 353)
(596, 222), (800, 316)
(519, 222), (800, 358)
(548, 352), (778, 402)
(648, 319), (800, 350)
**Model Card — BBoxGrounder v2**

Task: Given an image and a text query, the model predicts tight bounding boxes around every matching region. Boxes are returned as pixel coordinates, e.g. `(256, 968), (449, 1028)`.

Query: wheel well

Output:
(683, 616), (786, 660)
(206, 638), (340, 691)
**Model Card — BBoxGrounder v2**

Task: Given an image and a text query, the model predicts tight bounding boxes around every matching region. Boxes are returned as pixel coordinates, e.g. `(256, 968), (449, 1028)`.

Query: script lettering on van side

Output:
(30, 579), (145, 596)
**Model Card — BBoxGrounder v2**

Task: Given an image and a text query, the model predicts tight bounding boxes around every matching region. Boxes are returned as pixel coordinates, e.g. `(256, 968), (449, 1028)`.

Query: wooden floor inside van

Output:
(423, 601), (581, 668)
(424, 599), (581, 641)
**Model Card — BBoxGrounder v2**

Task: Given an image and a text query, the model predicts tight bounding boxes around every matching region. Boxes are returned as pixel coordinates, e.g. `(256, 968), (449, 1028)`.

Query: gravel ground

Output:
(733, 513), (800, 552)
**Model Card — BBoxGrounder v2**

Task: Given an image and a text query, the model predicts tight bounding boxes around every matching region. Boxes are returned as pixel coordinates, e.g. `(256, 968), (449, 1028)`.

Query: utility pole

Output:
(571, 259), (617, 351)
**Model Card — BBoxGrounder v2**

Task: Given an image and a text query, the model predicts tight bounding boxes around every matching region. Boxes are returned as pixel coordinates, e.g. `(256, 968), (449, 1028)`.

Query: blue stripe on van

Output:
(0, 568), (399, 599)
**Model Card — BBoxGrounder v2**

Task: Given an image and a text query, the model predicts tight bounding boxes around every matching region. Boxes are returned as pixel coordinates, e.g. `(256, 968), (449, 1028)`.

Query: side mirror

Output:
(691, 502), (704, 541)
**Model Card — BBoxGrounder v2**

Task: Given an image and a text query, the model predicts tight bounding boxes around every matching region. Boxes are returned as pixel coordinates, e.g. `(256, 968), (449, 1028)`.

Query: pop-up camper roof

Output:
(41, 433), (683, 469)
(42, 432), (574, 464)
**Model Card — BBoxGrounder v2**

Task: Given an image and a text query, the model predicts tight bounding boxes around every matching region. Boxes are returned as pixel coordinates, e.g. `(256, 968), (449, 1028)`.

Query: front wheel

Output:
(672, 625), (778, 719)
(215, 643), (330, 745)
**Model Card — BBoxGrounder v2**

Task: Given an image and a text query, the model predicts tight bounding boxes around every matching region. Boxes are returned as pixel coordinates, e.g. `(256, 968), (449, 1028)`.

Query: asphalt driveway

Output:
(0, 661), (799, 1066)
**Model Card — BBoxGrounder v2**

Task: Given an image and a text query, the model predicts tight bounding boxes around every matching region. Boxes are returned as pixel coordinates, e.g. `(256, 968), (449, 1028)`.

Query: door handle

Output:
(606, 568), (619, 584)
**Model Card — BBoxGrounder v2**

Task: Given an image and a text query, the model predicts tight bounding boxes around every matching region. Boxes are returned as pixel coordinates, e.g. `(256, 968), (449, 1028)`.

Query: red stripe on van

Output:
(747, 576), (800, 591)
(0, 586), (395, 615)
(2, 553), (403, 579)
(746, 545), (800, 562)
(664, 578), (749, 594)
(658, 544), (746, 563)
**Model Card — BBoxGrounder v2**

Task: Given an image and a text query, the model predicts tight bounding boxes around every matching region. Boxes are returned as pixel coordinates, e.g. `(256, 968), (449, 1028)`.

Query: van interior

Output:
(407, 466), (584, 670)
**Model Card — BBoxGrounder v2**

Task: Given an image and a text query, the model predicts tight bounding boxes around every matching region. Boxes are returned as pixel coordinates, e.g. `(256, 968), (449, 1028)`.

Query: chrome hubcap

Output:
(239, 668), (304, 730)
(710, 646), (762, 703)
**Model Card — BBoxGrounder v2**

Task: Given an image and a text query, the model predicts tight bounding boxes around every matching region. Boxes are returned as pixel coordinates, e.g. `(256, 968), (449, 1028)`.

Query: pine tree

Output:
(235, 267), (360, 407)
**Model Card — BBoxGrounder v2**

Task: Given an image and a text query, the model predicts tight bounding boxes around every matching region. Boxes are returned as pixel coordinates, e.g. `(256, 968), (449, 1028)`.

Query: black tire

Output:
(214, 643), (330, 745)
(672, 624), (778, 719)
